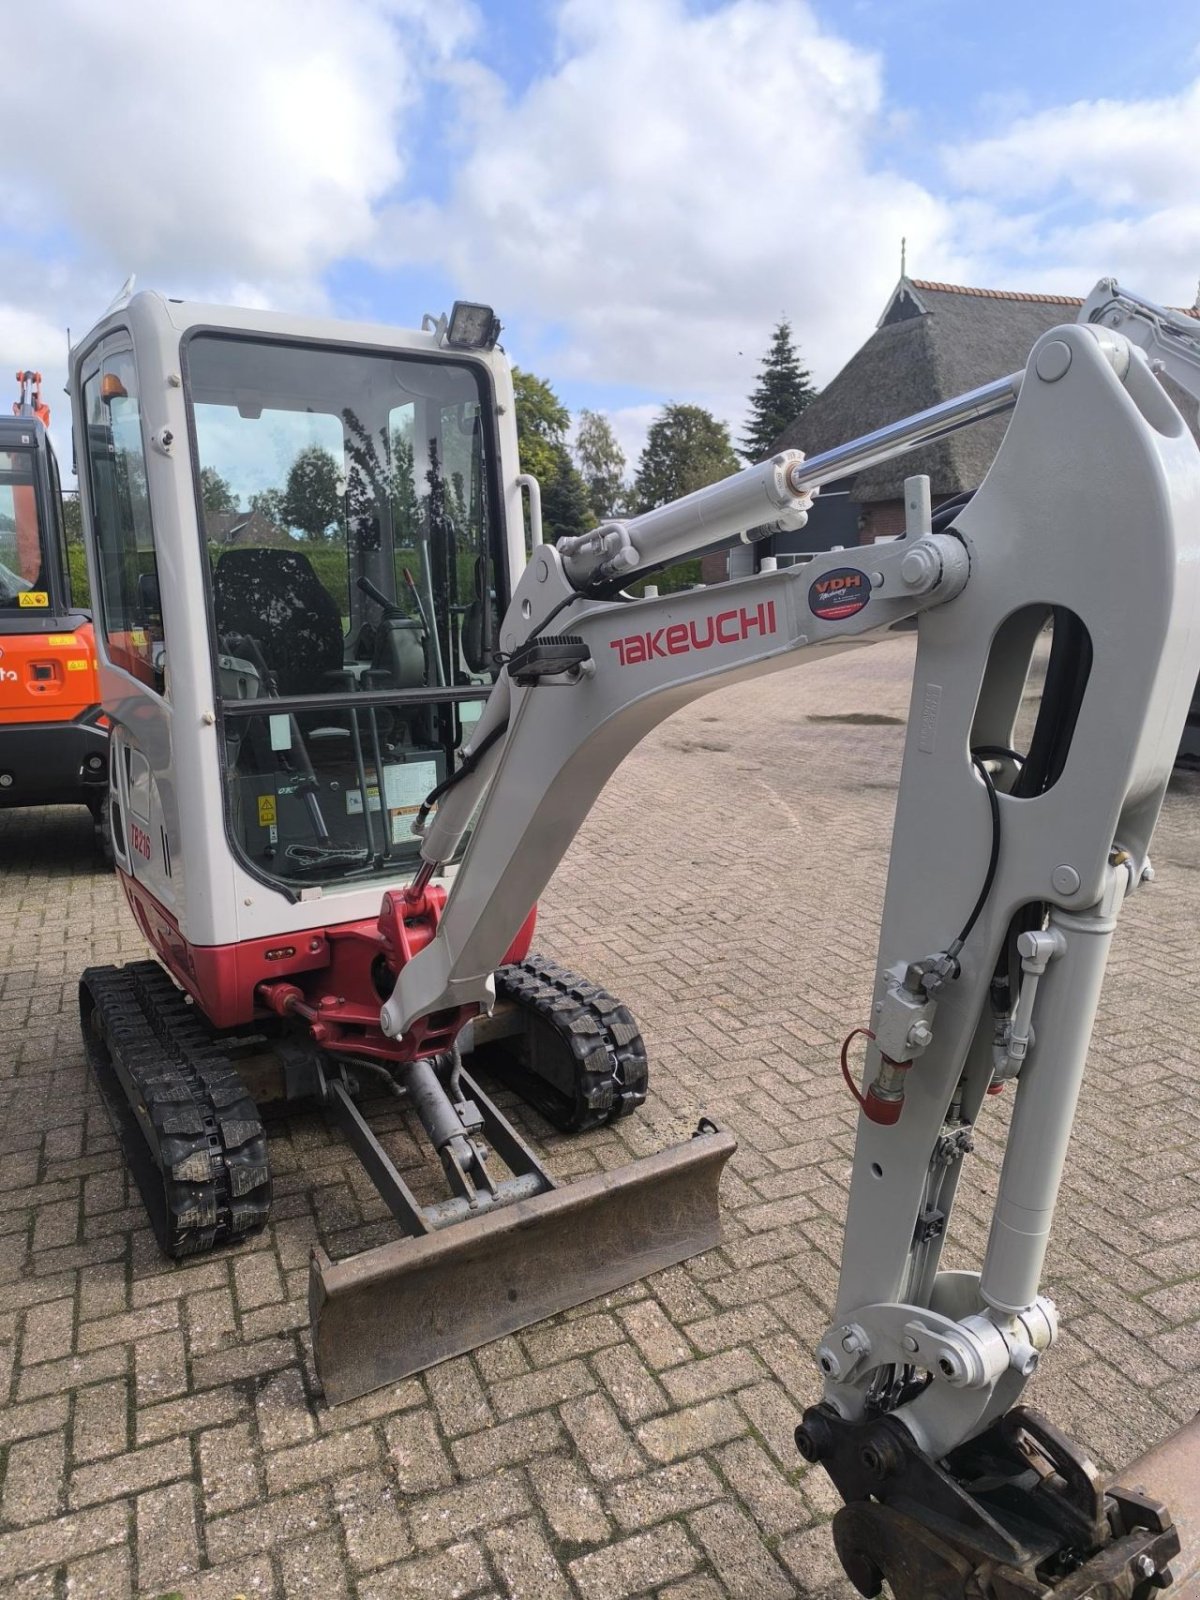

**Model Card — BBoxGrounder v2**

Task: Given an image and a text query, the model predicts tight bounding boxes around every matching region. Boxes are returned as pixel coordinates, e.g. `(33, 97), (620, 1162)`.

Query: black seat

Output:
(213, 548), (344, 698)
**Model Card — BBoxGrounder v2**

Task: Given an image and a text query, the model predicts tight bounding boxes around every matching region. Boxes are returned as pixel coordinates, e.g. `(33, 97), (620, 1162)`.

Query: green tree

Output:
(512, 368), (570, 484)
(574, 409), (626, 522)
(282, 445), (342, 542)
(541, 442), (594, 542)
(741, 319), (816, 462)
(248, 487), (285, 527)
(62, 494), (83, 543)
(387, 429), (422, 544)
(632, 404), (740, 512)
(200, 465), (238, 517)
(512, 366), (593, 542)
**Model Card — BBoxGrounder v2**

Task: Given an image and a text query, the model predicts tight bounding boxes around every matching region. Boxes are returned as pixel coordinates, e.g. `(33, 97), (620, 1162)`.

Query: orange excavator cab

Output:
(0, 371), (109, 855)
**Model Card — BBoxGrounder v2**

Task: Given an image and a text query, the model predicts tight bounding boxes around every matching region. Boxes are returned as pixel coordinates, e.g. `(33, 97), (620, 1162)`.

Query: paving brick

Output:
(636, 1397), (746, 1464)
(22, 1293), (76, 1364)
(135, 1480), (199, 1593)
(690, 1500), (793, 1599)
(660, 1346), (764, 1406)
(528, 1452), (611, 1543)
(426, 1354), (494, 1438)
(63, 1544), (133, 1598)
(70, 1435), (191, 1509)
(266, 1422), (380, 1496)
(605, 1458), (724, 1531)
(252, 1366), (315, 1453)
(336, 1467), (414, 1571)
(561, 1391), (647, 1482)
(0, 1394), (69, 1449)
(137, 1381), (248, 1445)
(234, 1247), (286, 1312)
(205, 1484), (334, 1564)
(17, 1344), (128, 1402)
(618, 1299), (694, 1370)
(486, 1515), (572, 1600)
(490, 1356), (595, 1420)
(714, 1434), (813, 1536)
(450, 1409), (564, 1477)
(192, 1334), (301, 1395)
(0, 1499), (129, 1581)
(386, 1408), (455, 1494)
(521, 1311), (623, 1368)
(590, 1344), (670, 1425)
(357, 1538), (490, 1600)
(135, 1329), (189, 1409)
(278, 1528), (353, 1598)
(569, 1523), (700, 1599)
(409, 1466), (531, 1551)
(199, 1420), (263, 1516)
(2, 1428), (65, 1525)
(71, 1378), (129, 1462)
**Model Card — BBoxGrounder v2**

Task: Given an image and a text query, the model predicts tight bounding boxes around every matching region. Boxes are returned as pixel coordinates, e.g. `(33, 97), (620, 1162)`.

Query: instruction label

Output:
(257, 794), (277, 826)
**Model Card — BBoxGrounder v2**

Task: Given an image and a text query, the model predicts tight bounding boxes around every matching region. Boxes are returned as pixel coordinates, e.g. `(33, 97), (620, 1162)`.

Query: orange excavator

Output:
(0, 371), (109, 854)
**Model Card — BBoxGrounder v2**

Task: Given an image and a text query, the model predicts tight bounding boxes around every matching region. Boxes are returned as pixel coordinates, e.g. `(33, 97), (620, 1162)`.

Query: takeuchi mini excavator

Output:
(0, 372), (108, 840)
(71, 281), (1200, 1598)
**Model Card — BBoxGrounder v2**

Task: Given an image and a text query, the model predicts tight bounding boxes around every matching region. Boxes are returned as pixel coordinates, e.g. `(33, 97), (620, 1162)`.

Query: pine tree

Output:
(741, 319), (816, 462)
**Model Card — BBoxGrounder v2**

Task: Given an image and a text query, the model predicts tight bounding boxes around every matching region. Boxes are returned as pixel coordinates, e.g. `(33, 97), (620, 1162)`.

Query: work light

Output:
(444, 302), (501, 351)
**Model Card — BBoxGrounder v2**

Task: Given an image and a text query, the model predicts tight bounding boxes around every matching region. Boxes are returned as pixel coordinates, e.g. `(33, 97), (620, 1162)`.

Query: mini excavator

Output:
(70, 280), (1200, 1598)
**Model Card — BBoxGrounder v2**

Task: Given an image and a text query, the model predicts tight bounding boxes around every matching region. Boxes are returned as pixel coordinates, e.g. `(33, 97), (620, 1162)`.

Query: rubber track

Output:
(483, 952), (649, 1134)
(80, 961), (271, 1259)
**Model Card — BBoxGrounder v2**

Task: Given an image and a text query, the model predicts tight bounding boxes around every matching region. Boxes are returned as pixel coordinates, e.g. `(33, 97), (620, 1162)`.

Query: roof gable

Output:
(775, 278), (1090, 500)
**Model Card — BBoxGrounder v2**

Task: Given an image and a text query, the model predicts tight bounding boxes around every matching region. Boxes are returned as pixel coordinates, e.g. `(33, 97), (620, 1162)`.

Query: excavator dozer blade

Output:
(310, 1121), (736, 1405)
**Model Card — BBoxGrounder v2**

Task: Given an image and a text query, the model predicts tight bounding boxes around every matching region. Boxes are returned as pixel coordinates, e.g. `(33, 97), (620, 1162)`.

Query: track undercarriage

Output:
(81, 952), (730, 1401)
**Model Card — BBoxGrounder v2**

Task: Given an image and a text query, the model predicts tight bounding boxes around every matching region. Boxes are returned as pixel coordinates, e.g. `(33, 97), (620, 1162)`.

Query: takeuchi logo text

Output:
(609, 601), (777, 666)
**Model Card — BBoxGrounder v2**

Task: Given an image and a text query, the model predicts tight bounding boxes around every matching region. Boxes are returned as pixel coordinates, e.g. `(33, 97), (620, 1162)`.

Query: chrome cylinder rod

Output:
(558, 369), (1023, 587)
(788, 370), (1022, 495)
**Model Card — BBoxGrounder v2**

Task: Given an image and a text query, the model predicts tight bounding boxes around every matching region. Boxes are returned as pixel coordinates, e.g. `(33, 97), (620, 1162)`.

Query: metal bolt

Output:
(1035, 340), (1073, 383)
(1133, 1555), (1156, 1580)
(1051, 864), (1080, 896)
(841, 1331), (862, 1354)
(902, 1335), (919, 1354)
(907, 1020), (933, 1050)
(535, 554), (550, 582)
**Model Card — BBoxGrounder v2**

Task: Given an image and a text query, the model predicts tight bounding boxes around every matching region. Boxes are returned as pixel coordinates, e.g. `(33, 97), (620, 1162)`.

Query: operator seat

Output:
(212, 548), (345, 698)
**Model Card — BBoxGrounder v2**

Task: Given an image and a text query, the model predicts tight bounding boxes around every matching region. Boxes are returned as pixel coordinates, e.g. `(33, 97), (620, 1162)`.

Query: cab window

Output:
(82, 350), (165, 691)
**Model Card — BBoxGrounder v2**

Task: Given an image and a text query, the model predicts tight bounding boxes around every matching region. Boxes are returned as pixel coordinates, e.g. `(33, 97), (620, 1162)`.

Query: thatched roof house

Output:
(769, 277), (1091, 551)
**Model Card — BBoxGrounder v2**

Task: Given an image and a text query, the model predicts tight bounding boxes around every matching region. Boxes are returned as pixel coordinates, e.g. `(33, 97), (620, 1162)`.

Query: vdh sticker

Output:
(809, 567), (869, 621)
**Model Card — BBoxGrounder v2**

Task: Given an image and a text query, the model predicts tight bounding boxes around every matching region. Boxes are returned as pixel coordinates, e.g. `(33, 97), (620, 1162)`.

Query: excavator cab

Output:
(0, 374), (108, 837)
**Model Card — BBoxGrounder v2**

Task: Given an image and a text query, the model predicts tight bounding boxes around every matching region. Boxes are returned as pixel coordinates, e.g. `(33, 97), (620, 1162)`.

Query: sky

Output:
(4, 0), (1200, 479)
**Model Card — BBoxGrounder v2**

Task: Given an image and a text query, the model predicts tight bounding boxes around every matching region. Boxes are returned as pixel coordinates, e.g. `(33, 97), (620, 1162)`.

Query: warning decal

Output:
(808, 567), (869, 622)
(18, 591), (48, 608)
(257, 794), (277, 826)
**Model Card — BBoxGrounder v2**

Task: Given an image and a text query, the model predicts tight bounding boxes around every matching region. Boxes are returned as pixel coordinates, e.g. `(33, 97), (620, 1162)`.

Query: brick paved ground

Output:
(1, 634), (1198, 1599)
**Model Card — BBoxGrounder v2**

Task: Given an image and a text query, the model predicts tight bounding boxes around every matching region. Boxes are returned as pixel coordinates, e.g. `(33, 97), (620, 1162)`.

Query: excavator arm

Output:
(383, 299), (1200, 1597)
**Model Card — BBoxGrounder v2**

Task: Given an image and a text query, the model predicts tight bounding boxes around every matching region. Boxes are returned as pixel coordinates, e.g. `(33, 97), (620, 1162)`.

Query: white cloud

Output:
(377, 0), (964, 420)
(3, 0), (475, 294)
(942, 79), (1200, 305)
